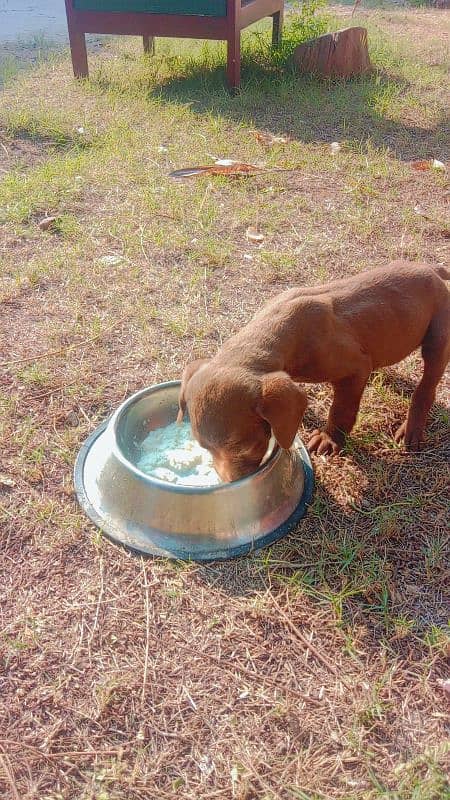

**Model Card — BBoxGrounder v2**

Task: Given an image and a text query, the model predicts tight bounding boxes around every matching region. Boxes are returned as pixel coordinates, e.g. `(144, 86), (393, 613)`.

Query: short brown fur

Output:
(179, 262), (450, 481)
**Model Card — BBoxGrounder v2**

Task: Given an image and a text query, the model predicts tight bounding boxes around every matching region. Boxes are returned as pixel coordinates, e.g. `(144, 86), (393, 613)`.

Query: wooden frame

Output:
(64, 0), (284, 89)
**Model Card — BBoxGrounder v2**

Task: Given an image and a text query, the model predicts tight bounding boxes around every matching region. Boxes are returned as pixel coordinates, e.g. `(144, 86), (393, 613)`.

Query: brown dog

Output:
(178, 262), (449, 481)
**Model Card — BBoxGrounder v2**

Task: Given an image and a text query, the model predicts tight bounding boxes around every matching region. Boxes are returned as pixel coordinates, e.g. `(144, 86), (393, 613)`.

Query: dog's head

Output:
(177, 359), (307, 482)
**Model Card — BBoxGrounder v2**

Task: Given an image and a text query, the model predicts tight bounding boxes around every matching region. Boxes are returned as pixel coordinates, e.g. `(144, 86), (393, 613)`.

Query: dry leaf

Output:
(170, 162), (262, 179)
(246, 226), (265, 243)
(411, 158), (447, 172)
(38, 216), (58, 231)
(0, 475), (15, 489)
(252, 130), (290, 146)
(211, 162), (261, 176)
(99, 255), (124, 266)
(410, 160), (432, 171)
(169, 166), (210, 178)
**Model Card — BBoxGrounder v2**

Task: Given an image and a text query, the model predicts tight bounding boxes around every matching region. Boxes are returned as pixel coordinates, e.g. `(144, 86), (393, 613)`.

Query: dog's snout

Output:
(213, 457), (260, 483)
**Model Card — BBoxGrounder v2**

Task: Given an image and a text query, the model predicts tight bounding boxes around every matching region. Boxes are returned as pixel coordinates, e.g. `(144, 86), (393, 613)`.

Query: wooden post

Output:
(65, 0), (89, 78)
(68, 28), (89, 78)
(227, 0), (241, 91)
(143, 36), (155, 55)
(272, 8), (283, 49)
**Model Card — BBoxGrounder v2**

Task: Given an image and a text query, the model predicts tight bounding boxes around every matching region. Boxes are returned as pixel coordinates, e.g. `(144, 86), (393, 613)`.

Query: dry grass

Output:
(0, 3), (449, 799)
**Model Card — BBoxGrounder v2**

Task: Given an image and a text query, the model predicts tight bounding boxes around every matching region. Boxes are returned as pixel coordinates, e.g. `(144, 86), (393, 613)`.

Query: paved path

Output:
(0, 0), (68, 42)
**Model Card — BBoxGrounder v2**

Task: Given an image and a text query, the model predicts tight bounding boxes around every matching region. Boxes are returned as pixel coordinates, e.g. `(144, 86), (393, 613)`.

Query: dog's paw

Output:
(393, 421), (406, 445)
(394, 422), (422, 451)
(307, 429), (342, 456)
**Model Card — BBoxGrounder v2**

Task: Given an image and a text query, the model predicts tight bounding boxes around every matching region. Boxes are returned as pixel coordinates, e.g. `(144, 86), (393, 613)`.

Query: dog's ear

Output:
(257, 372), (307, 449)
(177, 359), (210, 423)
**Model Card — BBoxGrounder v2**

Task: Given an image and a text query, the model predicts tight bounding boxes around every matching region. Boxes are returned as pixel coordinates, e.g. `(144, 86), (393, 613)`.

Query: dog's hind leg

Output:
(395, 308), (450, 450)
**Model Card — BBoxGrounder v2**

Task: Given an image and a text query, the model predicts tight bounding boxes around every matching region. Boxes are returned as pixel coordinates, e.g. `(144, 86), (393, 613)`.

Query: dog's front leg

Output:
(308, 369), (371, 456)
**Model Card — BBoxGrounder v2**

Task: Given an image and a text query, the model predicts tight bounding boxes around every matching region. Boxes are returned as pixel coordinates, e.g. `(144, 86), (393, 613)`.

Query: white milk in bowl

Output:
(136, 421), (221, 487)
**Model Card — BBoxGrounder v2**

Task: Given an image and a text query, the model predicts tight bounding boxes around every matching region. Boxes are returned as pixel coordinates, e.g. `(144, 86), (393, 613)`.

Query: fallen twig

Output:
(90, 555), (104, 641)
(0, 740), (128, 760)
(0, 751), (21, 800)
(141, 559), (151, 709)
(271, 592), (353, 691)
(176, 642), (322, 706)
(26, 381), (80, 400)
(0, 319), (124, 369)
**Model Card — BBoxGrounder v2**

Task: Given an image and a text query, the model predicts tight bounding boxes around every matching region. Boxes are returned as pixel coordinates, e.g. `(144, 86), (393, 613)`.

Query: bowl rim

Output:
(110, 380), (281, 494)
(74, 418), (314, 561)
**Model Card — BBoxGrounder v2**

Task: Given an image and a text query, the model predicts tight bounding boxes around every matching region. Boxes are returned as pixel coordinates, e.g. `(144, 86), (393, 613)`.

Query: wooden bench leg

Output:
(227, 30), (241, 92)
(143, 36), (155, 55)
(272, 9), (284, 49)
(68, 27), (88, 78)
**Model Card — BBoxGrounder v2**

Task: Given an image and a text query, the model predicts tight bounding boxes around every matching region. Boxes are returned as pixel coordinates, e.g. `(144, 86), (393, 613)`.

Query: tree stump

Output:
(294, 27), (371, 78)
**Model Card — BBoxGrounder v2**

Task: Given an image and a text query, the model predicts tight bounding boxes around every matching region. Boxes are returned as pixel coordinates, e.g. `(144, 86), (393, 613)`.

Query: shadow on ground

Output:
(150, 61), (449, 161)
(196, 371), (449, 643)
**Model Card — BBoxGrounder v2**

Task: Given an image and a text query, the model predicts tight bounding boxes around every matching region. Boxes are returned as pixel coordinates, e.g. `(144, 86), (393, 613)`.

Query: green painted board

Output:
(73, 0), (227, 16)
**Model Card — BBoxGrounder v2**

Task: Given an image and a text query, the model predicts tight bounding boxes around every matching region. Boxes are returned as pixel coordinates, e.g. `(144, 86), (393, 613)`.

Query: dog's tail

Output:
(434, 265), (450, 280)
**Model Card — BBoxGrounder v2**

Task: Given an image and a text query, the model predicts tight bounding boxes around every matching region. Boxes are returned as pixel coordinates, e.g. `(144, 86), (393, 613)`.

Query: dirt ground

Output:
(0, 3), (449, 799)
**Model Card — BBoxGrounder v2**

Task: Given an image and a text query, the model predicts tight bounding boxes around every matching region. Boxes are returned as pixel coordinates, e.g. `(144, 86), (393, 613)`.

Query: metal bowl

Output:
(74, 381), (314, 561)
